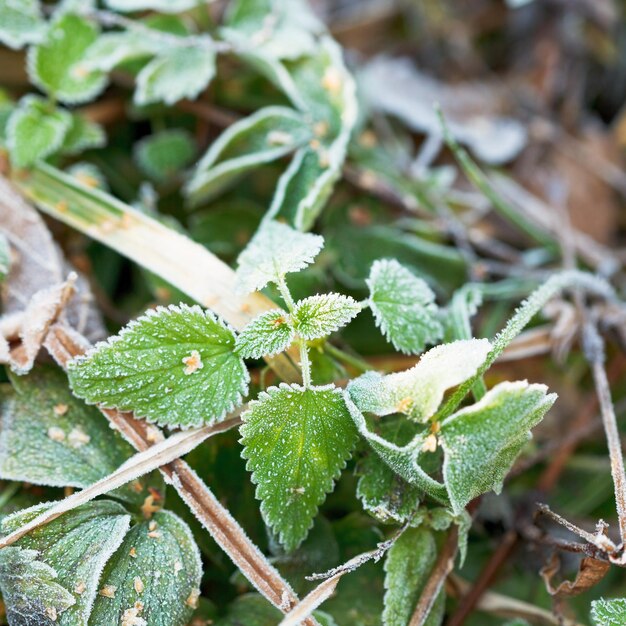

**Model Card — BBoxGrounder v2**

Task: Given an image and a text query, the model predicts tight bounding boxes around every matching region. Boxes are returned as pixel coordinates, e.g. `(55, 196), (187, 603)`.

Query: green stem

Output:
(0, 482), (20, 511)
(324, 342), (372, 374)
(276, 275), (296, 312)
(437, 270), (615, 421)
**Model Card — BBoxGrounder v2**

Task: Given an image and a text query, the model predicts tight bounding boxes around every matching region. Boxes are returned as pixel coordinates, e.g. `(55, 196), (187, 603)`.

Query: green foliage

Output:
(591, 599), (626, 626)
(241, 383), (357, 551)
(235, 308), (294, 359)
(135, 46), (216, 106)
(104, 0), (203, 12)
(0, 0), (45, 50)
(235, 220), (324, 294)
(186, 106), (312, 205)
(367, 259), (443, 354)
(28, 12), (107, 104)
(6, 96), (71, 167)
(293, 293), (360, 339)
(62, 113), (106, 155)
(440, 381), (557, 513)
(1, 500), (131, 625)
(135, 129), (195, 180)
(68, 304), (249, 429)
(89, 511), (202, 626)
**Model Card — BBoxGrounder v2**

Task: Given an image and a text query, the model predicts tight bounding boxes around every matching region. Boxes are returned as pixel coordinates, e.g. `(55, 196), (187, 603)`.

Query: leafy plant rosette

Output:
(0, 0), (622, 625)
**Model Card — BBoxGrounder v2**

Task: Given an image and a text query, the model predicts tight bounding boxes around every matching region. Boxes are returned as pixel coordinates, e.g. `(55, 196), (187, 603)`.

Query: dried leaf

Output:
(541, 552), (610, 598)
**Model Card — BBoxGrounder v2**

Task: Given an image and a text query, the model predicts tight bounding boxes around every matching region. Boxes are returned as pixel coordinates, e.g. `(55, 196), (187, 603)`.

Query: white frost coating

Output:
(292, 293), (360, 340)
(348, 339), (492, 422)
(235, 221), (324, 295)
(235, 308), (295, 359)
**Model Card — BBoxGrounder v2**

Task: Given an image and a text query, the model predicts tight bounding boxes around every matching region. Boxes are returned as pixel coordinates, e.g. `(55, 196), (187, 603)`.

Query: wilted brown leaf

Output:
(540, 552), (610, 597)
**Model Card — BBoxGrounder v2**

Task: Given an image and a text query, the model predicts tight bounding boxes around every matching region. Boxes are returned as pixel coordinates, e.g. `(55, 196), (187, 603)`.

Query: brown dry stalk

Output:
(44, 324), (320, 626)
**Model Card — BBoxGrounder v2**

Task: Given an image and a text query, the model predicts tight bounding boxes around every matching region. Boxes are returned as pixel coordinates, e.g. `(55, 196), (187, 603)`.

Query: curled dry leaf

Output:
(540, 552), (610, 597)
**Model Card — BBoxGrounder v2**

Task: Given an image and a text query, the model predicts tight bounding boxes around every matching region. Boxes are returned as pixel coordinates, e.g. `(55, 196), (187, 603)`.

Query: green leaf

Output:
(440, 381), (557, 513)
(2, 500), (131, 625)
(383, 527), (438, 626)
(82, 31), (161, 72)
(0, 367), (159, 504)
(61, 112), (106, 155)
(135, 45), (216, 106)
(104, 0), (203, 12)
(223, 0), (323, 61)
(0, 546), (76, 624)
(0, 0), (46, 50)
(68, 304), (249, 429)
(186, 106), (312, 205)
(293, 293), (360, 340)
(235, 308), (294, 359)
(591, 599), (626, 626)
(348, 339), (492, 422)
(235, 220), (324, 294)
(27, 13), (107, 104)
(6, 96), (71, 168)
(89, 510), (202, 626)
(367, 259), (444, 354)
(0, 232), (10, 281)
(135, 129), (195, 180)
(241, 383), (358, 551)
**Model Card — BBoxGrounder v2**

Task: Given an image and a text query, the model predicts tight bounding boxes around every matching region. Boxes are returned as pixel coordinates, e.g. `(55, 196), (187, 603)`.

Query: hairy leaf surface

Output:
(68, 304), (248, 429)
(235, 308), (294, 359)
(241, 383), (357, 551)
(0, 0), (45, 50)
(367, 259), (443, 354)
(591, 598), (626, 626)
(293, 293), (360, 340)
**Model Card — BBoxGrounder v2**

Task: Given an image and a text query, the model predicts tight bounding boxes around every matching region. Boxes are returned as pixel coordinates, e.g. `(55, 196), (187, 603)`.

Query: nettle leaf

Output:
(241, 383), (358, 551)
(235, 309), (294, 359)
(89, 511), (202, 626)
(0, 547), (76, 625)
(223, 0), (324, 61)
(68, 304), (249, 429)
(591, 599), (626, 626)
(367, 259), (443, 354)
(61, 113), (106, 155)
(0, 367), (159, 504)
(104, 0), (203, 12)
(293, 293), (360, 340)
(1, 500), (131, 625)
(6, 96), (71, 168)
(27, 13), (107, 104)
(135, 129), (195, 180)
(0, 0), (46, 50)
(357, 420), (422, 525)
(135, 45), (216, 106)
(348, 339), (491, 422)
(82, 31), (161, 73)
(440, 381), (557, 513)
(235, 220), (324, 294)
(383, 527), (441, 626)
(186, 106), (312, 205)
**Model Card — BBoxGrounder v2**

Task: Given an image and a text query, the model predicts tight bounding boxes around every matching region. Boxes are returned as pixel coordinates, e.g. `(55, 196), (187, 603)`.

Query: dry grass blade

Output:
(43, 323), (320, 626)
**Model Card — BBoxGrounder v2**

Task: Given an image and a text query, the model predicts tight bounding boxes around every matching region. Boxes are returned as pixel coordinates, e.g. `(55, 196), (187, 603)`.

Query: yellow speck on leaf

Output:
(53, 403), (68, 416)
(47, 427), (65, 443)
(182, 350), (203, 375)
(133, 576), (144, 594)
(99, 584), (117, 599)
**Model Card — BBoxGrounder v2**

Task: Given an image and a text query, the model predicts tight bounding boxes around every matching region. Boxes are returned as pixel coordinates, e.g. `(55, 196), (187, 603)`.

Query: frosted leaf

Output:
(89, 511), (202, 626)
(1, 500), (131, 625)
(591, 598), (626, 626)
(440, 380), (557, 513)
(0, 0), (45, 50)
(0, 366), (162, 504)
(344, 391), (448, 503)
(67, 304), (249, 429)
(348, 339), (492, 422)
(292, 293), (360, 340)
(383, 527), (438, 626)
(0, 547), (75, 625)
(134, 46), (216, 106)
(235, 309), (294, 359)
(135, 129), (195, 181)
(186, 106), (312, 206)
(241, 383), (357, 551)
(235, 221), (324, 294)
(61, 113), (106, 156)
(367, 259), (443, 354)
(27, 13), (107, 104)
(82, 31), (161, 73)
(104, 0), (203, 12)
(6, 96), (71, 168)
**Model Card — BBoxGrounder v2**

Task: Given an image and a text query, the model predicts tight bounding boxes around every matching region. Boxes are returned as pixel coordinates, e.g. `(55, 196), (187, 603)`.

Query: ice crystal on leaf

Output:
(292, 293), (360, 340)
(235, 309), (294, 359)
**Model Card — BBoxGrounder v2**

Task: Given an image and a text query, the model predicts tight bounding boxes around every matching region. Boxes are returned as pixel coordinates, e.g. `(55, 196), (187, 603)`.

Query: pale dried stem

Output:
(44, 324), (319, 626)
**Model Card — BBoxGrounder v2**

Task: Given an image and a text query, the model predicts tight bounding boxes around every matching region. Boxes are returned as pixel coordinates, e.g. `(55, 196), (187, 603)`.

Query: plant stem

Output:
(437, 270), (615, 421)
(276, 275), (296, 311)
